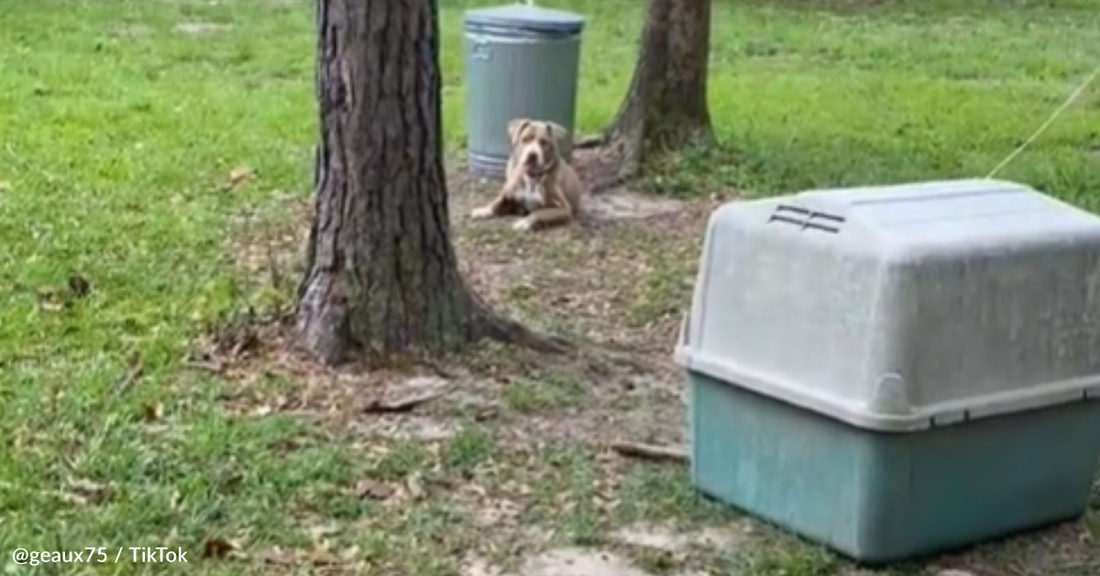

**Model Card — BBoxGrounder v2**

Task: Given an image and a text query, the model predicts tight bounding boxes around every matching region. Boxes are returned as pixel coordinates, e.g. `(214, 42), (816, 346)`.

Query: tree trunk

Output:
(296, 0), (483, 365)
(597, 0), (715, 185)
(297, 0), (569, 366)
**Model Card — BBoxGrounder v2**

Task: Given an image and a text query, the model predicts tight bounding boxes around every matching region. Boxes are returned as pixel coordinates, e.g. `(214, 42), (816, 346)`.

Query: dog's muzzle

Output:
(522, 151), (549, 176)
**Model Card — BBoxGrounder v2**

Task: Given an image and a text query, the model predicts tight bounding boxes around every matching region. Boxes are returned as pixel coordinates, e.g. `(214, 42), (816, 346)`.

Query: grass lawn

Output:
(2, 0), (1100, 574)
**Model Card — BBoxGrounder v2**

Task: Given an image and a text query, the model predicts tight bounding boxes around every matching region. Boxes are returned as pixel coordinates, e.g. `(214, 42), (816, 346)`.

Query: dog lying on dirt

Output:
(469, 118), (583, 232)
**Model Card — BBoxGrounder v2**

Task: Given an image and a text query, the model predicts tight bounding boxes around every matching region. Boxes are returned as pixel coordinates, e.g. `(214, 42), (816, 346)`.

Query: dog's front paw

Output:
(512, 217), (537, 232)
(470, 205), (495, 220)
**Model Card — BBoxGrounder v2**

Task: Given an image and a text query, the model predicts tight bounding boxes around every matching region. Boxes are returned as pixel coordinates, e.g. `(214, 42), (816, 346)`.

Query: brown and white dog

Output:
(469, 118), (583, 232)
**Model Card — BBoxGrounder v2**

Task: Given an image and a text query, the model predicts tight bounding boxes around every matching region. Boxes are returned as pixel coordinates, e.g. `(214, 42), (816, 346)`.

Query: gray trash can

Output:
(463, 4), (585, 179)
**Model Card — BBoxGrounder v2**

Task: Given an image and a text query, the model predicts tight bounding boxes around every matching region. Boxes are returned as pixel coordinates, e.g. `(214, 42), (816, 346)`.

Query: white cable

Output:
(985, 61), (1100, 180)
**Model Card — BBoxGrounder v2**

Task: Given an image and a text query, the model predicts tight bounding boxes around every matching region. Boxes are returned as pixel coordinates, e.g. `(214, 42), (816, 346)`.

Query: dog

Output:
(469, 118), (583, 232)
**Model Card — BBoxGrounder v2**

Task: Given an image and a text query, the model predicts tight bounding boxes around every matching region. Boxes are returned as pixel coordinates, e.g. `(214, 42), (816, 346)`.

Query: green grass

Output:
(2, 0), (1100, 574)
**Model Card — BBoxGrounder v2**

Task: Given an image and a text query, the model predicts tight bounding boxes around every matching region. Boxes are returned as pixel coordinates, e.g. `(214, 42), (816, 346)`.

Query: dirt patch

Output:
(513, 548), (652, 576)
(173, 22), (231, 35)
(611, 522), (753, 553)
(469, 530), (749, 576)
(110, 23), (153, 38)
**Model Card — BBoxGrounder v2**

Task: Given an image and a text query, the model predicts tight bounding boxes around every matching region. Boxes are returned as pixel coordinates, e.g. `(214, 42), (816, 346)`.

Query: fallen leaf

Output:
(67, 274), (91, 298)
(169, 489), (184, 511)
(62, 478), (112, 505)
(34, 287), (68, 312)
(228, 166), (254, 186)
(202, 537), (234, 559)
(473, 406), (498, 421)
(354, 478), (395, 501)
(141, 403), (162, 422)
(307, 547), (342, 566)
(405, 474), (425, 500)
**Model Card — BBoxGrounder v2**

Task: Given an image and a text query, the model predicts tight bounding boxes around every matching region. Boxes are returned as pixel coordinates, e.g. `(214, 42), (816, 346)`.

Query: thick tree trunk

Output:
(597, 0), (715, 185)
(296, 0), (483, 365)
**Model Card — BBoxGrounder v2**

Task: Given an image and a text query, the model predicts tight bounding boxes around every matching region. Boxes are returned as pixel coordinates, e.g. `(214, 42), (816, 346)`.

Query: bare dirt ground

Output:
(217, 162), (1098, 576)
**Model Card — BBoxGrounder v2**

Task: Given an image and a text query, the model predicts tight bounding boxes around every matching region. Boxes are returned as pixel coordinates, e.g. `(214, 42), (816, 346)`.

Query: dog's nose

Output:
(524, 152), (538, 165)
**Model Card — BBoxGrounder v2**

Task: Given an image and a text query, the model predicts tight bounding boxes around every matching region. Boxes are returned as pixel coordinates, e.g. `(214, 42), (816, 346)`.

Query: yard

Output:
(1, 0), (1099, 574)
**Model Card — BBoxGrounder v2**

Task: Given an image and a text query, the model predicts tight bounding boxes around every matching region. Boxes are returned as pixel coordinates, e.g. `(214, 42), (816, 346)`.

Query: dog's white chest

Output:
(515, 179), (546, 213)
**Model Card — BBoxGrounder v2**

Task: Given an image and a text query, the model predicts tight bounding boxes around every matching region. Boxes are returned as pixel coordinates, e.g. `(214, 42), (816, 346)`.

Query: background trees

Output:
(583, 0), (716, 187)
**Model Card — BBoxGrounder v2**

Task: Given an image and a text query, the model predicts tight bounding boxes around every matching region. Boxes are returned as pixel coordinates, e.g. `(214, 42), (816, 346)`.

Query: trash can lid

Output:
(464, 4), (585, 35)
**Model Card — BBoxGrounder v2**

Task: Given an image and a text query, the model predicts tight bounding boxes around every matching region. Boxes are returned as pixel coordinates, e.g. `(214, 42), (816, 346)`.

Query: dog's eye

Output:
(538, 138), (550, 147)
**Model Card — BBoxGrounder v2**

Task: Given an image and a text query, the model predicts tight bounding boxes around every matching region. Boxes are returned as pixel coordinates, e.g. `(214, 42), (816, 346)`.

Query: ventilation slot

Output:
(768, 204), (845, 234)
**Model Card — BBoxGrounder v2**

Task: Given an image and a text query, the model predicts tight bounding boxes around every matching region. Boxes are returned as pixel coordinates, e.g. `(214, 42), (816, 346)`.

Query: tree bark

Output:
(296, 0), (483, 365)
(592, 0), (715, 187)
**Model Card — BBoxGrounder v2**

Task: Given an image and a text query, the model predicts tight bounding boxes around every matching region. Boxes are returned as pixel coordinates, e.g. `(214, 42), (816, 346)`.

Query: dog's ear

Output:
(543, 121), (570, 150)
(507, 118), (532, 145)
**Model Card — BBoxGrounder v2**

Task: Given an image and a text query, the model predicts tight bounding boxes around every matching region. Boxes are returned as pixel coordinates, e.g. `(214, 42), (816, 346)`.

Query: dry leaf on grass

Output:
(60, 478), (113, 506)
(169, 489), (184, 511)
(306, 546), (343, 567)
(228, 166), (254, 187)
(405, 474), (426, 501)
(353, 478), (396, 501)
(34, 287), (69, 312)
(141, 403), (163, 423)
(67, 274), (91, 298)
(202, 537), (236, 559)
(250, 395), (295, 417)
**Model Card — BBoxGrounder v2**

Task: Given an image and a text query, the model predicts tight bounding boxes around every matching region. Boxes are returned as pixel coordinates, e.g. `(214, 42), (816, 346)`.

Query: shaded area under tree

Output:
(296, 0), (567, 366)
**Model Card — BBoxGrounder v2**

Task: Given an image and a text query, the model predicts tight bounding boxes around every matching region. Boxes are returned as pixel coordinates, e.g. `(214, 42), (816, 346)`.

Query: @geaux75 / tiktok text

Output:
(11, 546), (188, 566)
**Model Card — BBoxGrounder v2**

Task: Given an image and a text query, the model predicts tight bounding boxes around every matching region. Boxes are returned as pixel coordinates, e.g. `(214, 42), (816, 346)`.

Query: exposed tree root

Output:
(586, 345), (675, 374)
(572, 134), (640, 194)
(477, 305), (675, 377)
(588, 170), (635, 195)
(479, 313), (574, 355)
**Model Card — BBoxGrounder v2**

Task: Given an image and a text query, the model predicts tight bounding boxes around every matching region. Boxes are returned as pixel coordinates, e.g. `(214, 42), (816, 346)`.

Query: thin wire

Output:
(985, 61), (1100, 180)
